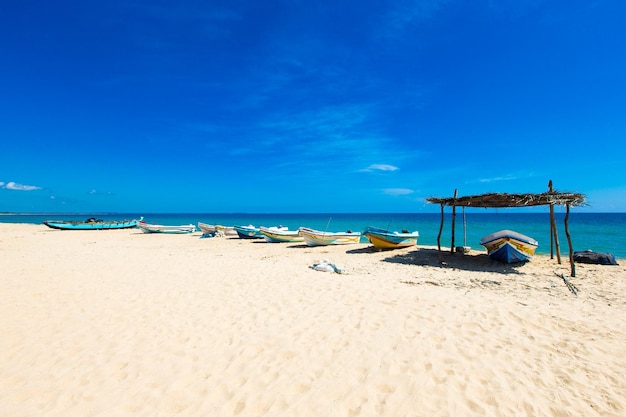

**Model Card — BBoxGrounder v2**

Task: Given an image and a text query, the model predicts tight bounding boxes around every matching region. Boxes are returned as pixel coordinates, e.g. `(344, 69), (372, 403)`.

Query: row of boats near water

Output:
(42, 217), (540, 263)
(42, 218), (421, 250)
(225, 224), (419, 250)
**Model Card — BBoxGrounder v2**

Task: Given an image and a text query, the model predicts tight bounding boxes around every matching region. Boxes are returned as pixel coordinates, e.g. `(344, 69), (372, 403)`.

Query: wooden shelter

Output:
(426, 181), (586, 276)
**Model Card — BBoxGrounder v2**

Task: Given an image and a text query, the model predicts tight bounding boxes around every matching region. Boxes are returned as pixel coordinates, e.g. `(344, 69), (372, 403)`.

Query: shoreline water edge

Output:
(1, 212), (625, 258)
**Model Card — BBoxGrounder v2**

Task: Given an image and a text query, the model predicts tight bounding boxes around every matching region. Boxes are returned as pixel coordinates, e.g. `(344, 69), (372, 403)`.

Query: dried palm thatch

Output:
(426, 191), (586, 208)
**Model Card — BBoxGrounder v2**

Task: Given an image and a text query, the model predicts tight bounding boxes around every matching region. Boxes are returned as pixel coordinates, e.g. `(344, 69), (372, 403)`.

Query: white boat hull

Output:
(298, 227), (361, 246)
(138, 222), (196, 234)
(259, 226), (303, 243)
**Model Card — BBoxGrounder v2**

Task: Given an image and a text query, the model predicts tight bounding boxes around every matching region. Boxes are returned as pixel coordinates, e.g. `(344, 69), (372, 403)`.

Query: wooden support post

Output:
(564, 204), (576, 277)
(548, 180), (562, 264)
(450, 189), (457, 254)
(463, 207), (467, 247)
(437, 203), (444, 262)
(551, 213), (562, 264)
(549, 180), (555, 259)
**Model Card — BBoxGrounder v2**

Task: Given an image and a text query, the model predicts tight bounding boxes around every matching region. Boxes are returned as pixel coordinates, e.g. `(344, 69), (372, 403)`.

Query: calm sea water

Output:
(2, 212), (625, 258)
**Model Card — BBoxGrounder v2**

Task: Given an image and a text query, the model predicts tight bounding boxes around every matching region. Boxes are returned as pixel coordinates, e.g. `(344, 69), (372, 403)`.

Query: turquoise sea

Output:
(1, 212), (625, 259)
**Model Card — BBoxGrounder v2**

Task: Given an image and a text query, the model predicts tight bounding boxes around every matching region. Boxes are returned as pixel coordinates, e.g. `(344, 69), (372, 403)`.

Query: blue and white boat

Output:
(479, 230), (538, 263)
(233, 224), (264, 239)
(43, 218), (138, 230)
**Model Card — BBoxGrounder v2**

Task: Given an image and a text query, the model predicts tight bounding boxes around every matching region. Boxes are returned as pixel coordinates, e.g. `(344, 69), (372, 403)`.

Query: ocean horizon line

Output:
(3, 212), (625, 258)
(3, 211), (626, 216)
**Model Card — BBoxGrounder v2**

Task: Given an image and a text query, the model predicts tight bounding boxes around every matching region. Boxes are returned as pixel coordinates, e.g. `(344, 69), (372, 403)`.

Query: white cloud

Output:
(479, 175), (517, 183)
(383, 188), (414, 196)
(362, 164), (399, 172)
(1, 181), (42, 191)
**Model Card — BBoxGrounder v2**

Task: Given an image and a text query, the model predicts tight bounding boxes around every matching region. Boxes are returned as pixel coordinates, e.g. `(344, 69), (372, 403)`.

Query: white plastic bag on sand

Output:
(310, 260), (347, 274)
(313, 262), (335, 272)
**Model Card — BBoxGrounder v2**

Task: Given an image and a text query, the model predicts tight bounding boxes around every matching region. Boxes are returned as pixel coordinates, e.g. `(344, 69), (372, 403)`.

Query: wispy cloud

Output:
(361, 164), (399, 172)
(381, 0), (451, 39)
(88, 189), (116, 197)
(478, 175), (518, 183)
(383, 188), (414, 196)
(0, 181), (41, 191)
(236, 104), (387, 158)
(121, 2), (244, 41)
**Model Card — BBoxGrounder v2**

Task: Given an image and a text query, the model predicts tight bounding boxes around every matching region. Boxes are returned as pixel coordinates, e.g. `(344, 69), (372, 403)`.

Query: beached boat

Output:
(137, 221), (196, 234)
(43, 218), (138, 230)
(362, 226), (419, 249)
(479, 229), (538, 263)
(259, 226), (304, 243)
(198, 222), (217, 235)
(298, 227), (361, 246)
(216, 225), (237, 236)
(198, 222), (237, 237)
(233, 224), (264, 239)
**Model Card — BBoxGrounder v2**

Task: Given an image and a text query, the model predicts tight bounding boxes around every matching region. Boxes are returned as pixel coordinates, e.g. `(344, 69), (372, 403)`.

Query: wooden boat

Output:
(43, 217), (138, 230)
(479, 230), (538, 263)
(216, 225), (237, 236)
(259, 226), (304, 243)
(198, 222), (237, 237)
(137, 221), (196, 234)
(233, 224), (264, 239)
(298, 227), (361, 246)
(362, 226), (419, 249)
(198, 222), (217, 235)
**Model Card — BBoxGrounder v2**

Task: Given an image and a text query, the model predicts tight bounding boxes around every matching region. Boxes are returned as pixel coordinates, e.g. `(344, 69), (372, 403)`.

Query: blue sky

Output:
(1, 0), (625, 213)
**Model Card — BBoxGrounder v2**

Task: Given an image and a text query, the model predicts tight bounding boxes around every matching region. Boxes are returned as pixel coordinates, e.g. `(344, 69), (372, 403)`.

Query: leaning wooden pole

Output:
(548, 181), (562, 264)
(549, 180), (555, 259)
(450, 189), (458, 254)
(437, 203), (444, 262)
(564, 204), (576, 277)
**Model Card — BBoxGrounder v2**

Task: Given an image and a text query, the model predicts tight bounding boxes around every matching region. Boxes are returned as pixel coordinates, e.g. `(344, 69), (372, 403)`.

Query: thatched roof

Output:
(426, 191), (586, 208)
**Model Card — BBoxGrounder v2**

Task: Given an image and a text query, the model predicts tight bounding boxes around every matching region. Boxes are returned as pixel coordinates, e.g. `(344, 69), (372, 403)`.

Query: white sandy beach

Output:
(1, 223), (625, 417)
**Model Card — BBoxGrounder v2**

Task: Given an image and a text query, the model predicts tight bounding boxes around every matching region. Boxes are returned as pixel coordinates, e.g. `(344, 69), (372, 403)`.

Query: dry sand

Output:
(1, 223), (625, 417)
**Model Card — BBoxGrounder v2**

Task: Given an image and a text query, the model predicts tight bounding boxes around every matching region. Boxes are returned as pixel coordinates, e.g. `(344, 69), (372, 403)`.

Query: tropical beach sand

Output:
(1, 223), (625, 417)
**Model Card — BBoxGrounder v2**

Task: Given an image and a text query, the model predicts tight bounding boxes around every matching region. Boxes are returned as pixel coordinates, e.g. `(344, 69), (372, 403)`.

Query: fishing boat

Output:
(259, 226), (303, 243)
(216, 225), (237, 236)
(198, 222), (217, 236)
(298, 227), (361, 246)
(137, 221), (196, 234)
(198, 222), (236, 237)
(43, 217), (138, 230)
(479, 230), (538, 263)
(233, 224), (264, 239)
(362, 226), (419, 249)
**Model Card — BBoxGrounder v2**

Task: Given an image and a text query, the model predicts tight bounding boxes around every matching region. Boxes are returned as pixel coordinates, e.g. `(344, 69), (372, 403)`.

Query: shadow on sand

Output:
(349, 247), (529, 275)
